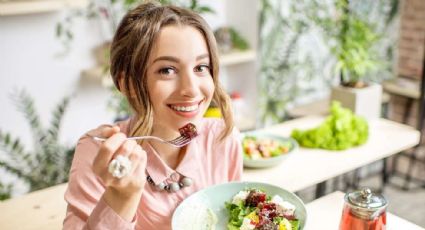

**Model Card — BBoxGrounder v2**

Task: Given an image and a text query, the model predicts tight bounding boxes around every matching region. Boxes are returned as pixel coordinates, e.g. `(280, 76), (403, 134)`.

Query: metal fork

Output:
(89, 134), (194, 148)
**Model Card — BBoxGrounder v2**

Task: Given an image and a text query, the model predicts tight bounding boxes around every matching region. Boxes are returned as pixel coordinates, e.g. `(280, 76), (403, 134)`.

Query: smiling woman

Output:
(147, 25), (215, 129)
(63, 2), (243, 230)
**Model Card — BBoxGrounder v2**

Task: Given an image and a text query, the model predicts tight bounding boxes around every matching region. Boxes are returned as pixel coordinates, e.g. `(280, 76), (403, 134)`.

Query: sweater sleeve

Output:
(63, 134), (136, 230)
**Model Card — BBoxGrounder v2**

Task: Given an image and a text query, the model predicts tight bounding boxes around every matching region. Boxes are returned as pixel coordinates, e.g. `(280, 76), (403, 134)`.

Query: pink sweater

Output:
(63, 118), (243, 229)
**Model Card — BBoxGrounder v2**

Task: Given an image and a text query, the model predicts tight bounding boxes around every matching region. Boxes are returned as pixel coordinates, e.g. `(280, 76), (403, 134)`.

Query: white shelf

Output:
(0, 0), (87, 16)
(81, 66), (114, 87)
(383, 78), (420, 99)
(219, 49), (256, 66)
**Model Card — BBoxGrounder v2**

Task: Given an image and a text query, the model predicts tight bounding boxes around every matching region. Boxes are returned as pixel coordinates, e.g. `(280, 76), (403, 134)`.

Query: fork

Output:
(89, 123), (198, 148)
(90, 134), (194, 148)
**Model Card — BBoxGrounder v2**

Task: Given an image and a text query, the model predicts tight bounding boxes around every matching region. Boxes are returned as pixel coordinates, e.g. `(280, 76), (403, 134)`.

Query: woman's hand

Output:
(89, 125), (147, 221)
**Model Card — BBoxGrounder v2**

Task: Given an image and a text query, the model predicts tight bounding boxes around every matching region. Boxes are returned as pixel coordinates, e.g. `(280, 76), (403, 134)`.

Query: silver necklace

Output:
(146, 174), (193, 192)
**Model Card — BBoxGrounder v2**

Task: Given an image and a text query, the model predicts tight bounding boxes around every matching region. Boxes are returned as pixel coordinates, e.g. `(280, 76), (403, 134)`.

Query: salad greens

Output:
(291, 101), (368, 150)
(225, 189), (300, 230)
(226, 202), (256, 228)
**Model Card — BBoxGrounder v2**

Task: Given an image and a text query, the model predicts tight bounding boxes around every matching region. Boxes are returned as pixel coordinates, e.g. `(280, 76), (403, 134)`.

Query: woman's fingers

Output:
(118, 145), (147, 189)
(109, 144), (147, 189)
(115, 139), (138, 159)
(88, 125), (120, 138)
(91, 124), (148, 193)
(129, 145), (147, 175)
(95, 132), (127, 170)
(136, 145), (148, 170)
(100, 125), (121, 138)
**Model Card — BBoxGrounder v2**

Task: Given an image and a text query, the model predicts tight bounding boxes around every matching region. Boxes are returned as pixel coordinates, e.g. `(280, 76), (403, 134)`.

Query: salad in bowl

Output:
(172, 182), (306, 230)
(241, 132), (298, 168)
(226, 189), (300, 230)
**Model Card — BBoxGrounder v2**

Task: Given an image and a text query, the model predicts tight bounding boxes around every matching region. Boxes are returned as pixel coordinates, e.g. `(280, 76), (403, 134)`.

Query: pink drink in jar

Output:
(339, 188), (388, 230)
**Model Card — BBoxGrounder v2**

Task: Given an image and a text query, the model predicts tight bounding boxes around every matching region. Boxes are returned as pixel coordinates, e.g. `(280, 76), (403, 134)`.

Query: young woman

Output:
(63, 2), (242, 229)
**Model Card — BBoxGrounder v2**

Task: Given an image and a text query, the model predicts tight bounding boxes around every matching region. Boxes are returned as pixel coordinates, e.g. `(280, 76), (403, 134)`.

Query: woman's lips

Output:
(168, 100), (203, 118)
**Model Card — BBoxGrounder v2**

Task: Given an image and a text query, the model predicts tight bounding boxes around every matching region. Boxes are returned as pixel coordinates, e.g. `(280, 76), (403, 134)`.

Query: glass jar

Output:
(230, 92), (247, 128)
(339, 188), (388, 230)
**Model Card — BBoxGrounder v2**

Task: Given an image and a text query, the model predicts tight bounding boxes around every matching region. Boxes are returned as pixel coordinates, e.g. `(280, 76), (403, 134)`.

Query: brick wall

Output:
(388, 95), (418, 126)
(389, 0), (425, 131)
(387, 0), (425, 178)
(397, 0), (425, 79)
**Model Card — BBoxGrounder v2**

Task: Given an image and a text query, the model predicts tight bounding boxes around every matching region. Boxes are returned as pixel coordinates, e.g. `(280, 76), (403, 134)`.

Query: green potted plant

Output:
(0, 90), (74, 195)
(330, 0), (383, 120)
(0, 183), (12, 201)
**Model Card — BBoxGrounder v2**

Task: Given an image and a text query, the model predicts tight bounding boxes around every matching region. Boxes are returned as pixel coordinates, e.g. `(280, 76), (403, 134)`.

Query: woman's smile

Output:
(167, 99), (204, 118)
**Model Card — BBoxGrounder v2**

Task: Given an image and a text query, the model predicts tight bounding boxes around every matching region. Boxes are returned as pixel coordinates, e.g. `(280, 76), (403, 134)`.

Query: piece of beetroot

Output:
(178, 123), (198, 139)
(245, 190), (266, 207)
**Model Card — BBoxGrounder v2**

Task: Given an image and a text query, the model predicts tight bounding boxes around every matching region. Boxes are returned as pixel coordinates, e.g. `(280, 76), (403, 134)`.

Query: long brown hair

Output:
(110, 2), (234, 140)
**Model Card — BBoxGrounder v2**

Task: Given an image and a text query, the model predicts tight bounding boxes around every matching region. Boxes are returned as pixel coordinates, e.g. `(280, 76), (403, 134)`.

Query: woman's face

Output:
(146, 25), (215, 137)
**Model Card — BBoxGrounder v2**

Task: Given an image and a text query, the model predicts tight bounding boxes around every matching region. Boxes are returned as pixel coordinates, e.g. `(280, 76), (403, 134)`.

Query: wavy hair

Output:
(110, 2), (233, 140)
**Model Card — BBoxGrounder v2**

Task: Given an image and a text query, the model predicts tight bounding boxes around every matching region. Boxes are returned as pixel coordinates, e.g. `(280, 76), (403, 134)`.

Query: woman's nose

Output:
(179, 71), (200, 97)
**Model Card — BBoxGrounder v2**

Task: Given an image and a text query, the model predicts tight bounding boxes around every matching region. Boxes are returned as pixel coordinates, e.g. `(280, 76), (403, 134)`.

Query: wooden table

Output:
(305, 191), (424, 230)
(0, 116), (420, 230)
(2, 186), (423, 230)
(242, 116), (420, 192)
(0, 183), (67, 230)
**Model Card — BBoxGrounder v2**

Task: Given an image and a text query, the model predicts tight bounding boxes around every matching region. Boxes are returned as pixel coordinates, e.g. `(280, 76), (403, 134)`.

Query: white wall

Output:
(224, 0), (259, 127)
(0, 1), (259, 193)
(201, 0), (259, 129)
(0, 11), (114, 149)
(0, 1), (259, 147)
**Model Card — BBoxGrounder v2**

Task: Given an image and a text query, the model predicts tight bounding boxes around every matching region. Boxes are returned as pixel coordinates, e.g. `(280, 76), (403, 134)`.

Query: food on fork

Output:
(89, 123), (198, 147)
(179, 123), (198, 139)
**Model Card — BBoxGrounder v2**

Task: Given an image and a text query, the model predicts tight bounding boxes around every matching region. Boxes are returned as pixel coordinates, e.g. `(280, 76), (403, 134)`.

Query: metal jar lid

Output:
(344, 188), (388, 219)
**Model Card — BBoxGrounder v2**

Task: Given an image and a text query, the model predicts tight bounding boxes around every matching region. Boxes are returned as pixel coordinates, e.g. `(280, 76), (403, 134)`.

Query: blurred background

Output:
(0, 0), (424, 227)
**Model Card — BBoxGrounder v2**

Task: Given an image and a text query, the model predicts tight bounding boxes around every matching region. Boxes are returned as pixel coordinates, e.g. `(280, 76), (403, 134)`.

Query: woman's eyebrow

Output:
(196, 54), (209, 61)
(153, 56), (179, 64)
(152, 54), (209, 64)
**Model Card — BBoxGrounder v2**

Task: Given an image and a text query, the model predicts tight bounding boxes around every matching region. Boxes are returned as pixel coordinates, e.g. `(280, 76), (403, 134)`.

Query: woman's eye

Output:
(195, 64), (210, 73)
(158, 67), (176, 76)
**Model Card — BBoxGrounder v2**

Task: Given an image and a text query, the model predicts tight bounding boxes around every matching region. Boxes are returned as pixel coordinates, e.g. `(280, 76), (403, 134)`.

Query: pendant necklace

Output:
(146, 174), (193, 192)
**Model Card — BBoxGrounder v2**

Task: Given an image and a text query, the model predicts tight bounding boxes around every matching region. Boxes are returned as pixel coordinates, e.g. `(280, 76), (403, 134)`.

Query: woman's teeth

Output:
(170, 104), (198, 112)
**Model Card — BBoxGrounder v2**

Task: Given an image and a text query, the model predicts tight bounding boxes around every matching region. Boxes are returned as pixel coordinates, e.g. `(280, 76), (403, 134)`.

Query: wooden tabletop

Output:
(305, 191), (424, 230)
(0, 183), (67, 230)
(0, 116), (420, 230)
(2, 186), (423, 229)
(242, 116), (420, 192)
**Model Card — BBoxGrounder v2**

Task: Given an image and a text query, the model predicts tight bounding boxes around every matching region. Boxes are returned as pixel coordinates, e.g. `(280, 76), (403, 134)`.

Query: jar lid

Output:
(346, 188), (388, 210)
